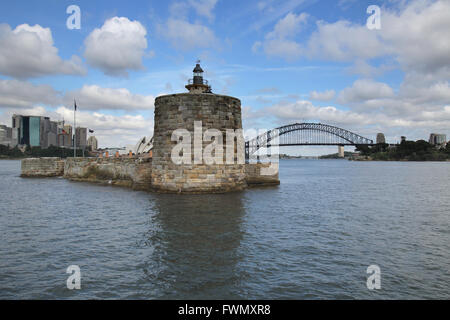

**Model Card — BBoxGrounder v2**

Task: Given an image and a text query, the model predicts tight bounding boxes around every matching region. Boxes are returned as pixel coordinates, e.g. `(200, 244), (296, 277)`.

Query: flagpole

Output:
(74, 99), (76, 158)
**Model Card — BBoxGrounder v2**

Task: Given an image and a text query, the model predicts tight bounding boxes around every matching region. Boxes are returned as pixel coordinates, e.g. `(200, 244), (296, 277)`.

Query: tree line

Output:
(356, 140), (450, 161)
(0, 145), (83, 158)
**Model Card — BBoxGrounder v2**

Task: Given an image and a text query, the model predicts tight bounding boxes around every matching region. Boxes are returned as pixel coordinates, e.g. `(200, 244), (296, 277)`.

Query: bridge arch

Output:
(245, 123), (373, 159)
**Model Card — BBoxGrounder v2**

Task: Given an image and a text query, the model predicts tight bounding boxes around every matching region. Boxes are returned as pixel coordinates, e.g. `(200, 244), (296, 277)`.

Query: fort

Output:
(20, 63), (280, 193)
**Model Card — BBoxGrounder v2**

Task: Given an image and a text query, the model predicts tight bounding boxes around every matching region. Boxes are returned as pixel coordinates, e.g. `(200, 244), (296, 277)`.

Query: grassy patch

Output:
(84, 165), (115, 180)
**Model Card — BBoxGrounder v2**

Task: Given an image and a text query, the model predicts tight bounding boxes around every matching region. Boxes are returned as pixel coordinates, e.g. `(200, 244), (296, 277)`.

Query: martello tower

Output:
(151, 62), (246, 193)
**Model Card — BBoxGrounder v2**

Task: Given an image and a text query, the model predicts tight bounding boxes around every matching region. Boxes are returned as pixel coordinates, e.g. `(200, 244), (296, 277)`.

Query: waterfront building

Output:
(42, 118), (58, 147)
(57, 123), (72, 148)
(75, 127), (87, 148)
(11, 115), (20, 146)
(11, 114), (58, 148)
(0, 125), (13, 146)
(429, 133), (447, 146)
(87, 136), (98, 151)
(376, 133), (386, 144)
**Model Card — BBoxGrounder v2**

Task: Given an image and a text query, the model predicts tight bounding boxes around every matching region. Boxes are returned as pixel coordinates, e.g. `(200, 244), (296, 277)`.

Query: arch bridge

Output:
(245, 123), (374, 160)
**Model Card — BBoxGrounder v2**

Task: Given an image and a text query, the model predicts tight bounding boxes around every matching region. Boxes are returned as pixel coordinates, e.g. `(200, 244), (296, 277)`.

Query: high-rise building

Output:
(28, 116), (40, 147)
(11, 115), (21, 147)
(39, 117), (58, 147)
(376, 133), (386, 144)
(75, 127), (87, 148)
(11, 114), (63, 148)
(429, 133), (447, 146)
(87, 136), (98, 151)
(0, 125), (12, 147)
(57, 123), (72, 148)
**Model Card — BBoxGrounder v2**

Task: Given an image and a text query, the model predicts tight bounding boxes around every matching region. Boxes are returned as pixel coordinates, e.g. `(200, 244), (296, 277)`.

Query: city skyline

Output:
(0, 0), (449, 154)
(0, 113), (94, 150)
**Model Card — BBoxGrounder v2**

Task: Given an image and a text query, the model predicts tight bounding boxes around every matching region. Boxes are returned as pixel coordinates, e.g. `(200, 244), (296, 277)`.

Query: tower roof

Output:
(193, 63), (203, 73)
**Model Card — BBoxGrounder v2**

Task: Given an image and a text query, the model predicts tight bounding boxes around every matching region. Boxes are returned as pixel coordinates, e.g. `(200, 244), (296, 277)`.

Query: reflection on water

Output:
(0, 159), (449, 299)
(140, 194), (246, 299)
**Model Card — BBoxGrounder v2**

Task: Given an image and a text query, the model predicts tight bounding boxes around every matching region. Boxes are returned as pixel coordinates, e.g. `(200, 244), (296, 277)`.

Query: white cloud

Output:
(309, 89), (335, 101)
(170, 0), (218, 21)
(266, 100), (369, 126)
(303, 0), (450, 76)
(256, 0), (450, 78)
(159, 0), (219, 50)
(311, 0), (450, 77)
(0, 79), (60, 109)
(187, 0), (218, 21)
(259, 98), (450, 140)
(267, 12), (308, 40)
(381, 0), (450, 74)
(262, 39), (303, 61)
(337, 0), (358, 10)
(64, 85), (155, 111)
(248, 0), (312, 33)
(54, 106), (153, 148)
(400, 81), (450, 105)
(306, 20), (385, 62)
(55, 106), (148, 130)
(0, 79), (154, 112)
(158, 18), (217, 50)
(254, 12), (308, 60)
(338, 79), (395, 104)
(346, 60), (396, 77)
(84, 17), (148, 77)
(333, 75), (450, 120)
(0, 23), (86, 79)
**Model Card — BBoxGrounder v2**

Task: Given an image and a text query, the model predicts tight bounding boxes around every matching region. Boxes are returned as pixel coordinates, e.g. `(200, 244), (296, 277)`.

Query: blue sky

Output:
(0, 0), (449, 154)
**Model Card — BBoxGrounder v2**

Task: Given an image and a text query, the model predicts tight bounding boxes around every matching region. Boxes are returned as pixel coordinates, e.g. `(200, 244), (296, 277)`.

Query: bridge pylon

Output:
(338, 145), (345, 158)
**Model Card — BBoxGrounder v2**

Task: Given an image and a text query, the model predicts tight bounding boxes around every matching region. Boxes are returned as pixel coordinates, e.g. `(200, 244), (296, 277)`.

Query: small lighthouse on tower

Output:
(185, 61), (212, 93)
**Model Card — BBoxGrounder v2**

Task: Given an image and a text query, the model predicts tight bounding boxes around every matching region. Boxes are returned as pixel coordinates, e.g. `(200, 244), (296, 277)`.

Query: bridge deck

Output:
(267, 143), (375, 147)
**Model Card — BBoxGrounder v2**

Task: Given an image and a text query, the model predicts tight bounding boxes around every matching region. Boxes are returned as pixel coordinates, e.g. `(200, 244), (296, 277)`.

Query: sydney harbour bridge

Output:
(244, 123), (374, 160)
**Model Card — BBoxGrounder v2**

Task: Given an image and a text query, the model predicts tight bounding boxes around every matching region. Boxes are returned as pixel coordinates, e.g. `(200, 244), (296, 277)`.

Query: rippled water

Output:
(0, 159), (449, 299)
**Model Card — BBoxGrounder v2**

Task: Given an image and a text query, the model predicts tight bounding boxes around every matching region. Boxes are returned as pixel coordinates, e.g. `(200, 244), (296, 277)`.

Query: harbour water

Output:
(0, 159), (449, 299)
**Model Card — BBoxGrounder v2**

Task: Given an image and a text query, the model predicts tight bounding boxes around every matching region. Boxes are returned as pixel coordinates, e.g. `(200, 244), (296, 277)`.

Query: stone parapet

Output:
(63, 157), (152, 190)
(21, 157), (65, 177)
(245, 163), (280, 187)
(20, 157), (280, 192)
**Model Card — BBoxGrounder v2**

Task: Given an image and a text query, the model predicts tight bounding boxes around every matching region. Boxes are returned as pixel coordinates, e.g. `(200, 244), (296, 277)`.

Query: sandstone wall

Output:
(21, 157), (65, 177)
(245, 162), (280, 186)
(63, 157), (152, 190)
(20, 157), (280, 191)
(152, 93), (247, 193)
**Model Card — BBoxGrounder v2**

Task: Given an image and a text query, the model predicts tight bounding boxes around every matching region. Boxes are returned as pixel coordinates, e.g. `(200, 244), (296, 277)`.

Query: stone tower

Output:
(151, 62), (247, 193)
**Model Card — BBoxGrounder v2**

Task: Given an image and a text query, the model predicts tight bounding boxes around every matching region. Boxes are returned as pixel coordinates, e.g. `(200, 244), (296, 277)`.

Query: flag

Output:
(74, 99), (77, 111)
(89, 129), (94, 133)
